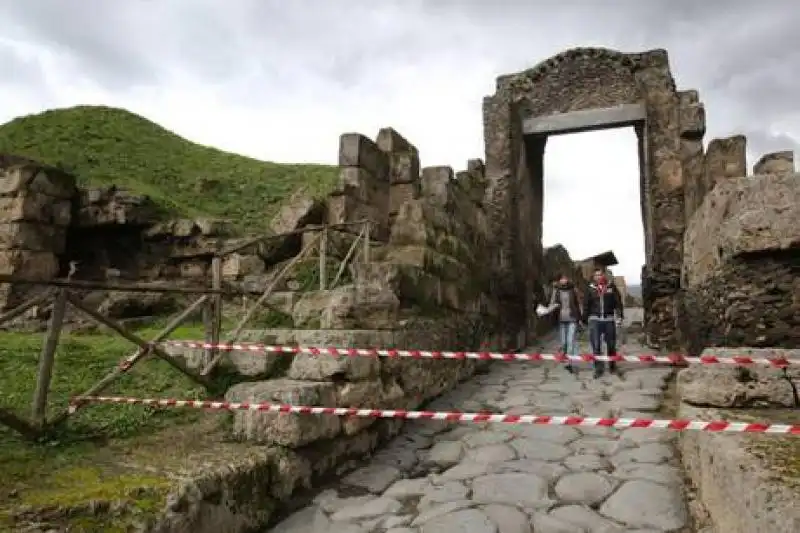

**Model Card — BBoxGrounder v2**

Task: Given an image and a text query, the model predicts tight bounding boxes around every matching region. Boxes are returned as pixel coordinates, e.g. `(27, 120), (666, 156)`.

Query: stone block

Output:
(705, 135), (747, 189)
(339, 133), (389, 180)
(386, 245), (469, 282)
(292, 285), (400, 330)
(333, 167), (390, 207)
(222, 253), (265, 279)
(178, 259), (208, 278)
(326, 195), (388, 241)
(224, 379), (341, 446)
(0, 193), (72, 226)
(376, 127), (415, 154)
(677, 364), (795, 408)
(420, 166), (454, 205)
(269, 189), (325, 235)
(683, 172), (800, 285)
(679, 91), (704, 139)
(387, 152), (421, 185)
(753, 150), (794, 177)
(78, 187), (161, 227)
(0, 164), (76, 199)
(0, 250), (59, 279)
(389, 181), (420, 217)
(0, 222), (67, 253)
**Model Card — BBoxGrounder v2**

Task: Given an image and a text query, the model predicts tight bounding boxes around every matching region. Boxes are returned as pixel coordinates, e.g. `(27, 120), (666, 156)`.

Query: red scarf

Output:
(596, 277), (608, 295)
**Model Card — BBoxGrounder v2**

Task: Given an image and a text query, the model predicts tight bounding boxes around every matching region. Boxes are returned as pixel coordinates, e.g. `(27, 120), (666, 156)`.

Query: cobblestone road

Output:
(270, 319), (690, 533)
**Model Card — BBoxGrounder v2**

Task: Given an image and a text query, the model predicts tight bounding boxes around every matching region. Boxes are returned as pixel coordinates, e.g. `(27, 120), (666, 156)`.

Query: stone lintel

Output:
(522, 103), (646, 136)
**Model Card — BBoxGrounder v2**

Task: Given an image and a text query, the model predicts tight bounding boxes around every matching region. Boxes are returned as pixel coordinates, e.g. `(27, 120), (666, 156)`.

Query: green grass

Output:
(0, 325), (209, 515)
(0, 105), (339, 231)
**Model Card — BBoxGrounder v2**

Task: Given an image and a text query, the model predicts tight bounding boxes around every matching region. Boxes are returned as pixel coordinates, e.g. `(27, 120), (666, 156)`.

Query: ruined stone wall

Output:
(679, 165), (799, 352)
(482, 48), (692, 350)
(0, 160), (75, 308)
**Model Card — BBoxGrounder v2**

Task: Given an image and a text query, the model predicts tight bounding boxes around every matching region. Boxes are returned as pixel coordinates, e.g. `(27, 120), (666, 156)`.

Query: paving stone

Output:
(488, 459), (567, 482)
(425, 440), (465, 467)
(319, 494), (373, 514)
(608, 390), (663, 412)
(384, 477), (433, 499)
(510, 438), (572, 462)
(386, 529), (417, 533)
(612, 463), (684, 486)
(599, 480), (688, 531)
(512, 425), (581, 444)
(418, 480), (470, 508)
(465, 443), (517, 463)
(382, 515), (414, 528)
(436, 461), (492, 482)
(462, 429), (514, 448)
(270, 505), (331, 533)
(530, 512), (586, 533)
(554, 472), (616, 506)
(563, 454), (612, 472)
(549, 504), (623, 532)
(472, 473), (552, 509)
(330, 497), (403, 521)
(569, 437), (627, 457)
(372, 445), (419, 471)
(610, 443), (674, 468)
(481, 504), (531, 533)
(412, 500), (475, 526)
(420, 508), (498, 533)
(342, 464), (402, 493)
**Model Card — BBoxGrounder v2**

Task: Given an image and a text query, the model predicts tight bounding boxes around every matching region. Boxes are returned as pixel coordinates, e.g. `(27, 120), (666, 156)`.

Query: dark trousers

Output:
(589, 320), (617, 370)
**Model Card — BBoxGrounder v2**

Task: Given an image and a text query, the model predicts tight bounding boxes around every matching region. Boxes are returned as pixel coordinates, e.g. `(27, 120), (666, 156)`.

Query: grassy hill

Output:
(0, 105), (339, 232)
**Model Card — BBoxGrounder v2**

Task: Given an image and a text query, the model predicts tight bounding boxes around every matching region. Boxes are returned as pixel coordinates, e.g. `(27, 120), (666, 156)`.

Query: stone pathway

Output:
(269, 322), (691, 533)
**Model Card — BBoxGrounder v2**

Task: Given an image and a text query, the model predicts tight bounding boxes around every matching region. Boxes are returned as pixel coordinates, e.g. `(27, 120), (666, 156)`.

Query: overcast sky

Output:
(2, 1), (798, 283)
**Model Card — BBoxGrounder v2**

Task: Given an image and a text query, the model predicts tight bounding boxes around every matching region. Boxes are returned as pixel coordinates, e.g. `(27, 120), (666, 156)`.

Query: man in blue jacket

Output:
(583, 268), (624, 378)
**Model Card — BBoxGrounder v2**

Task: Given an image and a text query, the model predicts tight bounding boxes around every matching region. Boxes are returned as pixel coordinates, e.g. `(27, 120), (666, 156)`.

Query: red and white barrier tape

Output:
(71, 396), (800, 434)
(161, 341), (796, 367)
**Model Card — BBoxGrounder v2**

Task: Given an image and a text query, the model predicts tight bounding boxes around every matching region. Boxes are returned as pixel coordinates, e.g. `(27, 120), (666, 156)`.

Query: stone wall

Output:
(679, 163), (799, 352)
(0, 158), (75, 307)
(676, 348), (800, 533)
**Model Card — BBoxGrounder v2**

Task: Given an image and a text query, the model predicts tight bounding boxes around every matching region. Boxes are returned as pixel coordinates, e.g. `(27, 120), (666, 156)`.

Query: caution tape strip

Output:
(161, 341), (796, 367)
(72, 396), (800, 434)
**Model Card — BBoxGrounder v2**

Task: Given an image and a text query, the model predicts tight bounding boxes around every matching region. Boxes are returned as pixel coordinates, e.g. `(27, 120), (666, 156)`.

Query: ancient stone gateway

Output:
(483, 47), (704, 348)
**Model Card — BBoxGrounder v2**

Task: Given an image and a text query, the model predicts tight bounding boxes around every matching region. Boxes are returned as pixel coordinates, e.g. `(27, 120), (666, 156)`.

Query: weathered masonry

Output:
(483, 47), (710, 349)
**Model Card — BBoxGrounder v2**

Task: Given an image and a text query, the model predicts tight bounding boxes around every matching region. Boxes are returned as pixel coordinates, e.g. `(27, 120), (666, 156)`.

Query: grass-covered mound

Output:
(0, 105), (339, 231)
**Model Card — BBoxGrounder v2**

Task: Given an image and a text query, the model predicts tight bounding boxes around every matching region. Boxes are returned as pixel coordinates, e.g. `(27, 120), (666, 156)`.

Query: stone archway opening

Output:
(540, 126), (646, 296)
(482, 48), (699, 350)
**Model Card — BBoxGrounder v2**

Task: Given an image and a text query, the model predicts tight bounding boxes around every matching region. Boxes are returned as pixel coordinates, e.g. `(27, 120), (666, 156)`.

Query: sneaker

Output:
(593, 366), (605, 379)
(565, 365), (576, 375)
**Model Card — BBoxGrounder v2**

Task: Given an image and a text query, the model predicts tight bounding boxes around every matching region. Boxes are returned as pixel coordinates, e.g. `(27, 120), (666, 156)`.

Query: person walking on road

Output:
(584, 268), (625, 378)
(549, 273), (583, 374)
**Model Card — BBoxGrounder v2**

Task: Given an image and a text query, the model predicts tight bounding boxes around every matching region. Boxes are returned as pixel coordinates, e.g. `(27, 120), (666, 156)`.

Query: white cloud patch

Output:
(2, 0), (799, 284)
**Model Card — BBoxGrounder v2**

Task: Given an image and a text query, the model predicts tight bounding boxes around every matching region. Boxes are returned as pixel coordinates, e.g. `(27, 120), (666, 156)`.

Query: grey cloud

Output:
(2, 0), (798, 170)
(0, 0), (159, 88)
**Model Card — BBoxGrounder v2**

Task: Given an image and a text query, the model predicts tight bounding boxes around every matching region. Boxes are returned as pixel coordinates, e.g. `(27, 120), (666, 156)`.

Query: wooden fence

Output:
(0, 219), (372, 441)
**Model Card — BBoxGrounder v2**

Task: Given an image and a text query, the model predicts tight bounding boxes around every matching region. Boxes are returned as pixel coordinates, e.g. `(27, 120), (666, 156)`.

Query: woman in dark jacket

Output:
(549, 273), (583, 374)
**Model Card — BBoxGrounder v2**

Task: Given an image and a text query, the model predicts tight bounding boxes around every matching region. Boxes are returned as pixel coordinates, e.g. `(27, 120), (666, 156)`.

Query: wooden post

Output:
(201, 231), (322, 375)
(31, 288), (68, 427)
(319, 225), (327, 290)
(331, 226), (364, 289)
(49, 296), (208, 426)
(363, 221), (371, 264)
(211, 256), (222, 363)
(65, 294), (213, 389)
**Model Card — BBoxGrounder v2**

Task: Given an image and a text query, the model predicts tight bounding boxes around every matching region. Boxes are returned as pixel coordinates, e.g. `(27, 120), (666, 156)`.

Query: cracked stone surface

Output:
(267, 321), (690, 532)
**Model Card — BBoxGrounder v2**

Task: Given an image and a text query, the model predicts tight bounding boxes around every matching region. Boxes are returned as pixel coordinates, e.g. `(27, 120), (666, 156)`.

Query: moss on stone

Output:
(17, 466), (171, 508)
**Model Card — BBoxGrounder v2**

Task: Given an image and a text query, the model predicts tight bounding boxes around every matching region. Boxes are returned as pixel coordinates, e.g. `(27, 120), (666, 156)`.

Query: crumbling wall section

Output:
(0, 159), (75, 308)
(680, 168), (800, 351)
